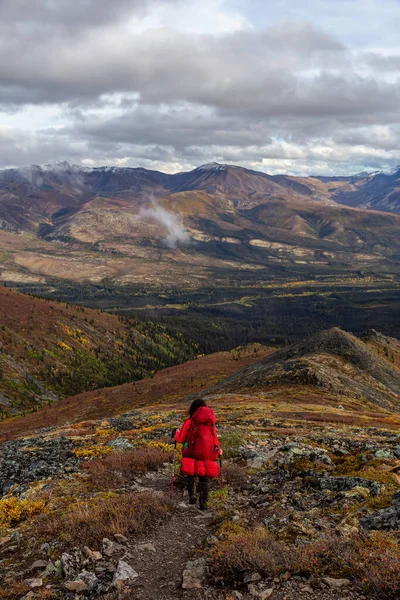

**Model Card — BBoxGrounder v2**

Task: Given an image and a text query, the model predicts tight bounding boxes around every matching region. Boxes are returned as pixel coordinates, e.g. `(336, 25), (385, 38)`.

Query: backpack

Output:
(181, 457), (220, 478)
(187, 406), (218, 461)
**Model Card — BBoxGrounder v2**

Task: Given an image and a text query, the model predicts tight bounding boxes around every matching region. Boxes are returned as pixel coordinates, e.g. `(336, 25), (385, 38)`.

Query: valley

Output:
(1, 162), (400, 359)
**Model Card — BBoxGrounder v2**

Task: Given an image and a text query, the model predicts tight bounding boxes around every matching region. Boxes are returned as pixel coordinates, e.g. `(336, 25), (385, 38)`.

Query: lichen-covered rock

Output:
(60, 549), (84, 580)
(323, 577), (350, 588)
(109, 417), (134, 432)
(374, 448), (393, 459)
(247, 455), (267, 469)
(284, 443), (332, 466)
(0, 437), (79, 496)
(107, 437), (133, 450)
(344, 485), (371, 501)
(361, 490), (400, 530)
(319, 476), (381, 496)
(78, 570), (99, 592)
(23, 578), (43, 589)
(182, 558), (207, 589)
(102, 538), (115, 557)
(83, 546), (103, 561)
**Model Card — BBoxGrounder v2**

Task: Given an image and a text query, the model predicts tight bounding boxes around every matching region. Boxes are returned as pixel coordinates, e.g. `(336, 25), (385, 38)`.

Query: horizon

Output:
(0, 159), (399, 180)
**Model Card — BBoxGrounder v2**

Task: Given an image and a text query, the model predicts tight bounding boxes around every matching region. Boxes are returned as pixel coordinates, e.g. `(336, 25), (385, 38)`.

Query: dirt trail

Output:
(127, 472), (216, 600)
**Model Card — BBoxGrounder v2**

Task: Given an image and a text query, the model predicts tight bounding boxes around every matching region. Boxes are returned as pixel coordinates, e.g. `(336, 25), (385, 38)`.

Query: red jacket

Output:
(175, 406), (220, 461)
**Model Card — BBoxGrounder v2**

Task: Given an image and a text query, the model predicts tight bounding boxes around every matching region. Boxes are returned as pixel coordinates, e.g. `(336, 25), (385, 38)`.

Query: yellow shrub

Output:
(74, 445), (112, 459)
(140, 424), (167, 433)
(0, 496), (46, 526)
(94, 427), (119, 437)
(146, 441), (174, 453)
(58, 341), (72, 351)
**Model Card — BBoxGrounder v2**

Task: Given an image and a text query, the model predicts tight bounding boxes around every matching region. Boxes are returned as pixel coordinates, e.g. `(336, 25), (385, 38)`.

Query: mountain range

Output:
(1, 161), (400, 288)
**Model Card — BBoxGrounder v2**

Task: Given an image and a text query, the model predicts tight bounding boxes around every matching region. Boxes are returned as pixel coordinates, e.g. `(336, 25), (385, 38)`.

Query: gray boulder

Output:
(113, 559), (138, 589)
(361, 491), (400, 530)
(182, 558), (207, 589)
(109, 417), (134, 432)
(319, 476), (381, 497)
(107, 437), (133, 450)
(60, 549), (84, 580)
(374, 448), (393, 459)
(78, 570), (99, 593)
(285, 443), (332, 466)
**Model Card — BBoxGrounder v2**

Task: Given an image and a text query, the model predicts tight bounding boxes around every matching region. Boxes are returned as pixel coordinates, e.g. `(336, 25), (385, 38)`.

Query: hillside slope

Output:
(0, 286), (193, 417)
(0, 344), (272, 442)
(198, 327), (400, 411)
(334, 168), (400, 213)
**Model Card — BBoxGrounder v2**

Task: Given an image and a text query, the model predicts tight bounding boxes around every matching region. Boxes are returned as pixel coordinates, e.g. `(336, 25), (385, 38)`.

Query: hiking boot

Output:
(187, 476), (196, 505)
(199, 480), (209, 511)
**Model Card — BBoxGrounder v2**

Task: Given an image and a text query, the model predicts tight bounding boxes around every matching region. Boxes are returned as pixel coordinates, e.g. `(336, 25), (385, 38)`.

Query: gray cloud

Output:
(0, 22), (349, 107)
(0, 0), (155, 33)
(364, 52), (400, 72)
(0, 2), (399, 176)
(0, 15), (398, 123)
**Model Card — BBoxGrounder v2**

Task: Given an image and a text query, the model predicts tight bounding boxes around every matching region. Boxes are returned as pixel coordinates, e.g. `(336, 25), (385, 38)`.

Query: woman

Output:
(174, 398), (221, 510)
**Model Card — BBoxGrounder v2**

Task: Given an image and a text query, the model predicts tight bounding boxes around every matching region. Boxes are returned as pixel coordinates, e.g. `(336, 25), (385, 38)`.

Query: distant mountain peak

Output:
(196, 162), (229, 171)
(41, 160), (73, 171)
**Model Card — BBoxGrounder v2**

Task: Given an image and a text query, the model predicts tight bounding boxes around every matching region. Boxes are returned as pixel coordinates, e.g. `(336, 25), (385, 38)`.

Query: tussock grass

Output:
(82, 447), (172, 489)
(211, 527), (400, 597)
(40, 491), (172, 547)
(0, 582), (30, 600)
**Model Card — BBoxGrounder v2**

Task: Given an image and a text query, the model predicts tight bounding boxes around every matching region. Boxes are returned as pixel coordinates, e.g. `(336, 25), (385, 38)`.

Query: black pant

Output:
(187, 475), (210, 510)
(187, 475), (209, 497)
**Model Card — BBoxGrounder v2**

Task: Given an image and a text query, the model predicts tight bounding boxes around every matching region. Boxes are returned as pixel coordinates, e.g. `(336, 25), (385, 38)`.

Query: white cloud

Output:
(140, 201), (191, 247)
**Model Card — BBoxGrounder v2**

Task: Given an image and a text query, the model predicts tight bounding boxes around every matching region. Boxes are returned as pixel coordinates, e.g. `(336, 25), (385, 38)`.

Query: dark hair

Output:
(189, 398), (206, 417)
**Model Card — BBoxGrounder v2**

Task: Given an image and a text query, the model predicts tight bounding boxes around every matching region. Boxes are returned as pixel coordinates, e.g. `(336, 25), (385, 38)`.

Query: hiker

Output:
(174, 399), (222, 511)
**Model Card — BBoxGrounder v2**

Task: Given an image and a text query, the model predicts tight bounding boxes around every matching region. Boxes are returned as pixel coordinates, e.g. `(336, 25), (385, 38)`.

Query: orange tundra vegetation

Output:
(39, 491), (173, 548)
(211, 527), (400, 597)
(82, 446), (172, 489)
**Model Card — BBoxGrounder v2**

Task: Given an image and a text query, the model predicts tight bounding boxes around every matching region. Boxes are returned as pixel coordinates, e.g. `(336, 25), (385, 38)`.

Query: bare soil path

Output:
(126, 472), (216, 600)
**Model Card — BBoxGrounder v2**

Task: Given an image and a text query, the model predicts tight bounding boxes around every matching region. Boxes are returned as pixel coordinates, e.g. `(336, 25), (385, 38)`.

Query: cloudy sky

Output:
(0, 0), (400, 175)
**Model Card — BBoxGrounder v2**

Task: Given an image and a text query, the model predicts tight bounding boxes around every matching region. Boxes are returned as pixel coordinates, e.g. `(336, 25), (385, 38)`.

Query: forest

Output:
(9, 273), (400, 355)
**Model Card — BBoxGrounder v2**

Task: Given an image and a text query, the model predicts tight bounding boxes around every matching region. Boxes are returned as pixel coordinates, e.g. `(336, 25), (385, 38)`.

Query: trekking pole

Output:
(170, 439), (177, 496)
(219, 455), (223, 480)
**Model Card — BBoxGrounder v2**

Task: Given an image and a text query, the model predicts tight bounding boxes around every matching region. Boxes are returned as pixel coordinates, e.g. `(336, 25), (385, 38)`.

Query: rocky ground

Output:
(2, 402), (400, 600)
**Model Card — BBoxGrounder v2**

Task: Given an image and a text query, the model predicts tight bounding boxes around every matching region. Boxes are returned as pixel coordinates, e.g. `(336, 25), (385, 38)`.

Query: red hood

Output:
(192, 406), (216, 424)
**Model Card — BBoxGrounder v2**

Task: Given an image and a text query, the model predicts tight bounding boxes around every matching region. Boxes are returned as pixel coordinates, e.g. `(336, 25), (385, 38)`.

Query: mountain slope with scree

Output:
(2, 328), (400, 598)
